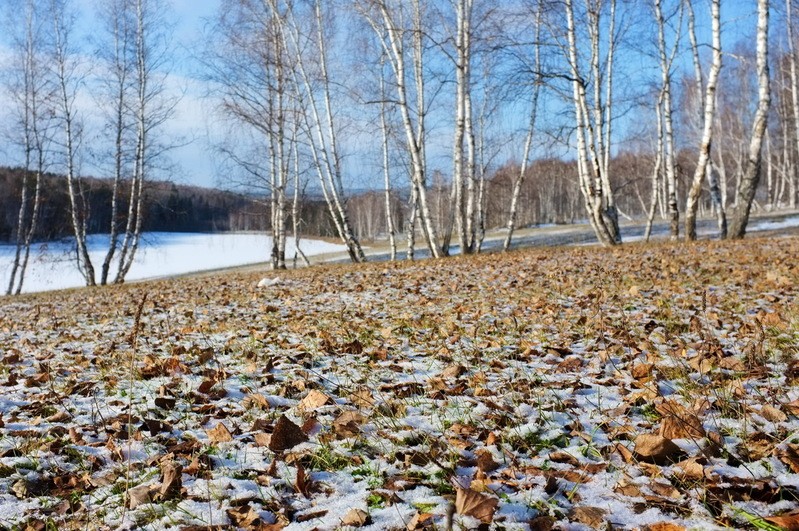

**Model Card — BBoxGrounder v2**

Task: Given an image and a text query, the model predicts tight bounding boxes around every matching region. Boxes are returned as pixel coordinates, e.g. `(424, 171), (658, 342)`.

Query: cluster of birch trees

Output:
(2, 0), (174, 294)
(205, 0), (784, 268)
(2, 0), (795, 290)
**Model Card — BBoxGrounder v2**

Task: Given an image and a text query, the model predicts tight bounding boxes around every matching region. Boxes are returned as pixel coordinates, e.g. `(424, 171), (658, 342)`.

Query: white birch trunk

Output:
(52, 0), (95, 285)
(728, 0), (770, 238)
(291, 131), (310, 268)
(7, 0), (45, 295)
(363, 0), (441, 258)
(685, 0), (722, 241)
(115, 0), (148, 283)
(564, 0), (618, 246)
(644, 92), (665, 242)
(504, 3), (543, 251)
(379, 55), (398, 261)
(654, 0), (681, 240)
(270, 0), (365, 263)
(100, 0), (132, 285)
(787, 0), (799, 209)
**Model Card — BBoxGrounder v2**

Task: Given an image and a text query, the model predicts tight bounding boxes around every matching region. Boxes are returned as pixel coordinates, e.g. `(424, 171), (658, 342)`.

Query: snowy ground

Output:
(0, 236), (798, 529)
(0, 232), (346, 294)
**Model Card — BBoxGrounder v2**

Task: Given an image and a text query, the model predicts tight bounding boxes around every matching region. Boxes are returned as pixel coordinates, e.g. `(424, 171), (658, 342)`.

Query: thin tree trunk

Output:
(654, 0), (682, 240)
(291, 130), (310, 268)
(7, 12), (35, 296)
(787, 0), (799, 209)
(407, 183), (418, 260)
(271, 0), (365, 263)
(564, 0), (618, 246)
(100, 1), (131, 285)
(115, 0), (148, 283)
(504, 2), (543, 251)
(645, 92), (665, 242)
(364, 0), (441, 257)
(685, 0), (722, 241)
(379, 55), (398, 261)
(600, 0), (620, 242)
(728, 0), (770, 238)
(52, 0), (95, 285)
(7, 168), (31, 295)
(765, 131), (774, 210)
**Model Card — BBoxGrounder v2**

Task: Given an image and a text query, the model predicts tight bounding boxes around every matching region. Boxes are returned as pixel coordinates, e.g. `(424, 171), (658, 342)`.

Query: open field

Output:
(0, 233), (347, 294)
(1, 236), (799, 530)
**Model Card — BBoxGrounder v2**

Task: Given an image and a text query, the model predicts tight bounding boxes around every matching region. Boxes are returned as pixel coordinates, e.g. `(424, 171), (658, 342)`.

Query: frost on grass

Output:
(0, 237), (799, 530)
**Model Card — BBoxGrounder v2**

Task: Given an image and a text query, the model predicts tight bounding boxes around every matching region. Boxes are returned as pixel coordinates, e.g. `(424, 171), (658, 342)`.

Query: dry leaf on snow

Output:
(158, 460), (183, 501)
(333, 410), (364, 439)
(455, 487), (498, 523)
(633, 433), (685, 464)
(641, 524), (686, 531)
(297, 389), (332, 412)
(268, 415), (308, 452)
(341, 508), (370, 527)
(206, 422), (234, 444)
(569, 506), (607, 528)
(126, 483), (156, 509)
(406, 512), (436, 530)
(765, 510), (799, 531)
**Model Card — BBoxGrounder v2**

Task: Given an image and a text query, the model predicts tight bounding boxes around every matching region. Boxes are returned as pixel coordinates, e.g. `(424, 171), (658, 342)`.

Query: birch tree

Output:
(379, 54), (398, 261)
(504, 1), (543, 251)
(684, 0), (722, 241)
(96, 0), (135, 285)
(359, 0), (443, 258)
(563, 0), (621, 246)
(786, 0), (798, 209)
(442, 0), (478, 256)
(266, 0), (366, 263)
(643, 88), (664, 242)
(49, 0), (95, 285)
(728, 0), (771, 238)
(113, 0), (177, 282)
(204, 0), (293, 269)
(654, 0), (682, 239)
(4, 0), (52, 295)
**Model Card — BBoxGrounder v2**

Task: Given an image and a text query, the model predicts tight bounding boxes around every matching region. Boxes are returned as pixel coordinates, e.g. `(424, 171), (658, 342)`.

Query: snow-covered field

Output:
(0, 232), (346, 294)
(1, 237), (798, 529)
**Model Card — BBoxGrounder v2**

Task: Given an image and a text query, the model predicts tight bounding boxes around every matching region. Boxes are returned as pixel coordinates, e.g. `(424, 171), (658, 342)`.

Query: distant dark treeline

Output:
(0, 167), (270, 242)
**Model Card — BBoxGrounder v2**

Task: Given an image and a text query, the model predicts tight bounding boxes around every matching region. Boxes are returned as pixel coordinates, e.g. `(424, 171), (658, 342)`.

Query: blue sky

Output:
(0, 1), (774, 190)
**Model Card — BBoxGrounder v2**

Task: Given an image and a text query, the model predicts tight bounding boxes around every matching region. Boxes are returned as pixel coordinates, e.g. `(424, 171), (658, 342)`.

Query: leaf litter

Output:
(0, 237), (798, 529)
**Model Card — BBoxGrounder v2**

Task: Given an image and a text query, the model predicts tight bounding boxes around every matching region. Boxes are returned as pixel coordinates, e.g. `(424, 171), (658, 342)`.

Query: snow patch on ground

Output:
(0, 232), (345, 294)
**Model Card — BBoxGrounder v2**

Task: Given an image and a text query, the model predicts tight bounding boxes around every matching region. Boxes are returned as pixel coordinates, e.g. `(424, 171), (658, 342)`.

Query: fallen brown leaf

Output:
(656, 400), (705, 439)
(126, 483), (155, 509)
(295, 464), (312, 498)
(765, 510), (799, 531)
(633, 433), (685, 464)
(158, 460), (183, 501)
(206, 422), (234, 444)
(333, 410), (365, 439)
(297, 389), (331, 412)
(226, 504), (263, 528)
(455, 487), (498, 523)
(341, 508), (370, 527)
(268, 415), (308, 452)
(641, 524), (687, 531)
(406, 512), (436, 530)
(529, 515), (556, 531)
(761, 405), (788, 423)
(569, 506), (607, 528)
(475, 448), (500, 473)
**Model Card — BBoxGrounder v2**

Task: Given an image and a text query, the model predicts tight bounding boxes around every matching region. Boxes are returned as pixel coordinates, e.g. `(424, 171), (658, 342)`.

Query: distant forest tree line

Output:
(0, 166), (270, 241)
(0, 0), (791, 293)
(2, 136), (779, 246)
